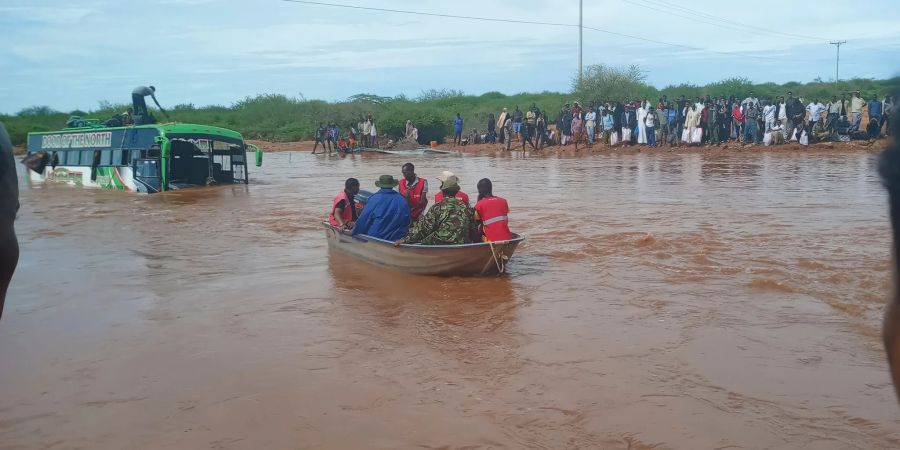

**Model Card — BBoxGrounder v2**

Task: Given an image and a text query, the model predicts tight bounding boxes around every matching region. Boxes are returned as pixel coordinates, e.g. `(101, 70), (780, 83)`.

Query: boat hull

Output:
(323, 223), (523, 276)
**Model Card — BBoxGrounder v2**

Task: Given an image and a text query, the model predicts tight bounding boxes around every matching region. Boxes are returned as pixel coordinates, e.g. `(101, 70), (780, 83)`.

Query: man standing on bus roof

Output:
(131, 85), (166, 125)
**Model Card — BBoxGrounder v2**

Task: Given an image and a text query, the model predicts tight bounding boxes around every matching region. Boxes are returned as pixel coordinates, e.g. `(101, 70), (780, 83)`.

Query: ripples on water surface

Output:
(1, 150), (899, 449)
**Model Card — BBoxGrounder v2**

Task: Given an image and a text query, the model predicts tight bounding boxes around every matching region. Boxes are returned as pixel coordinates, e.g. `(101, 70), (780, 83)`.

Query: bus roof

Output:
(27, 123), (244, 141)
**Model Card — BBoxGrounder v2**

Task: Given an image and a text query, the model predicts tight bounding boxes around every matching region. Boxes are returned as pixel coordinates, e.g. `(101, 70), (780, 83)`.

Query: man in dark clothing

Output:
(559, 104), (572, 145)
(623, 106), (637, 145)
(744, 102), (761, 144)
(132, 85), (165, 124)
(512, 106), (523, 141)
(312, 123), (327, 154)
(612, 102), (623, 143)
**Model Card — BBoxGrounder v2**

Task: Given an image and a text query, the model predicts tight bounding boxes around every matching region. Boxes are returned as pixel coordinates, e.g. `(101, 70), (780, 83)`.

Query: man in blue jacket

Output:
(352, 175), (411, 241)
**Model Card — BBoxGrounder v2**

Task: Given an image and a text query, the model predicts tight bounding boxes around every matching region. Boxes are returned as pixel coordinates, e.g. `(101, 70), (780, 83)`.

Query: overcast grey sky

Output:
(2, 0), (899, 114)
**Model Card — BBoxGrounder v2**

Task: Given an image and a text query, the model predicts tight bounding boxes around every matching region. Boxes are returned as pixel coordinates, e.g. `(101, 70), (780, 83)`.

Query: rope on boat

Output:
(488, 241), (506, 275)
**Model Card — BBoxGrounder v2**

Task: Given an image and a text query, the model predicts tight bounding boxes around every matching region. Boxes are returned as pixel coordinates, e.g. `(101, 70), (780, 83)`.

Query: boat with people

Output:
(323, 222), (524, 276)
(324, 171), (524, 276)
(23, 120), (262, 193)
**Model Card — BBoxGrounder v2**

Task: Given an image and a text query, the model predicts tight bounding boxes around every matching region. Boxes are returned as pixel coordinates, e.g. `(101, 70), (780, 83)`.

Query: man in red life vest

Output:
(328, 178), (360, 229)
(433, 170), (470, 206)
(474, 178), (513, 242)
(399, 162), (428, 220)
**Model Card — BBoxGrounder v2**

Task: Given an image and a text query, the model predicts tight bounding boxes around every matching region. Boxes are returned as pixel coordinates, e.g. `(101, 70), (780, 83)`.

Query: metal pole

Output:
(579, 0), (583, 82)
(830, 40), (846, 88)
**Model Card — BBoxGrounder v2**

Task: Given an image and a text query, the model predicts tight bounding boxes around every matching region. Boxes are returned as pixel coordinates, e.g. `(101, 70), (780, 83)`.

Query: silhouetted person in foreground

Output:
(0, 123), (19, 320)
(877, 89), (900, 403)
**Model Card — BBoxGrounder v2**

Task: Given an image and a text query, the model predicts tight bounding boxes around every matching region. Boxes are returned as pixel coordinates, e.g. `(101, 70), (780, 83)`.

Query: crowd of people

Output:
(327, 163), (512, 246)
(458, 91), (896, 151)
(312, 115), (383, 154)
(310, 90), (895, 154)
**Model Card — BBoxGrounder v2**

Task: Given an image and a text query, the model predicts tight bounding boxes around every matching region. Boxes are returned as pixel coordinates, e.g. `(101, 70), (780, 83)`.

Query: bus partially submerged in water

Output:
(25, 122), (262, 193)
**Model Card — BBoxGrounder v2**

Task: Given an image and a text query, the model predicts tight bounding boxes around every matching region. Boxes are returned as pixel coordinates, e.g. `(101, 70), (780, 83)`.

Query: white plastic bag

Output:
(691, 128), (702, 143)
(622, 128), (632, 142)
(799, 131), (809, 146)
(681, 129), (691, 143)
(763, 132), (773, 146)
(610, 132), (619, 146)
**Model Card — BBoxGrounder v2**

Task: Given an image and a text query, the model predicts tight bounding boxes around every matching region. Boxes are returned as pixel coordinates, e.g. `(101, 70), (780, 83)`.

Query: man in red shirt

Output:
(399, 162), (428, 220)
(474, 178), (512, 242)
(433, 171), (470, 206)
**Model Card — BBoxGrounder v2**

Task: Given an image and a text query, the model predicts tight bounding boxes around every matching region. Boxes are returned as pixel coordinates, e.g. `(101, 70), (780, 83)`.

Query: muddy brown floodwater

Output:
(1, 149), (899, 449)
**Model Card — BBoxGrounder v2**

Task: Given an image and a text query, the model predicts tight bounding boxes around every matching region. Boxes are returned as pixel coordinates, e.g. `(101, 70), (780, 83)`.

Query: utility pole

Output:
(830, 40), (846, 88)
(579, 0), (583, 82)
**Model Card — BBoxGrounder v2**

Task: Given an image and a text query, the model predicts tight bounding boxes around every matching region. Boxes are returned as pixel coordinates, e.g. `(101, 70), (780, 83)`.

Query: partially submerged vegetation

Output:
(3, 66), (897, 146)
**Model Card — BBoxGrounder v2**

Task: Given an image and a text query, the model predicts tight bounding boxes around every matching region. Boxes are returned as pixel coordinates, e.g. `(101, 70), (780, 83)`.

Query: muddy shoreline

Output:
(247, 137), (888, 156)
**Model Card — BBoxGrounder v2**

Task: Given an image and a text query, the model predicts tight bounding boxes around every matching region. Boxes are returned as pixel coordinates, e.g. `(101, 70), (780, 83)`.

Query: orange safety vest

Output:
(399, 177), (427, 219)
(475, 196), (512, 242)
(328, 190), (353, 227)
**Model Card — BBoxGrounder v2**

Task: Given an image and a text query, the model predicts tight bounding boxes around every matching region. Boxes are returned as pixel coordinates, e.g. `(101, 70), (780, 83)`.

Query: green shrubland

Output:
(3, 66), (897, 146)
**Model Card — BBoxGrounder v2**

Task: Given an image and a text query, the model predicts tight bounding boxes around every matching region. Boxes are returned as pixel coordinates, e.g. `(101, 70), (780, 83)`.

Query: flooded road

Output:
(2, 150), (899, 449)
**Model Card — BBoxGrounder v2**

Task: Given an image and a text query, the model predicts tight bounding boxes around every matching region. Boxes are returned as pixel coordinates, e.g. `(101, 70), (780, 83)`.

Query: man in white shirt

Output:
(806, 99), (826, 134)
(777, 96), (788, 131)
(363, 115), (373, 147)
(826, 96), (842, 130)
(849, 91), (865, 131)
(763, 101), (777, 131)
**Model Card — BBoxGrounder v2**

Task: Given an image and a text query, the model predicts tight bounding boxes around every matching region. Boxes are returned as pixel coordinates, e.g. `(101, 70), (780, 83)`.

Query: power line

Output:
(628, 0), (827, 42)
(281, 0), (576, 28)
(623, 0), (782, 40)
(281, 0), (800, 62)
(581, 25), (785, 61)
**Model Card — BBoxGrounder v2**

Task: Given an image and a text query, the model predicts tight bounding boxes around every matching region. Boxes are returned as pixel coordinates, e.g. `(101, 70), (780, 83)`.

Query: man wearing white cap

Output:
(433, 171), (470, 206)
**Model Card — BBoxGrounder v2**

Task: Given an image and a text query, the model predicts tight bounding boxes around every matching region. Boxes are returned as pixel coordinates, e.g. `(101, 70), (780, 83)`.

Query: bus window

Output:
(137, 160), (158, 178)
(122, 149), (131, 165)
(51, 152), (59, 168)
(112, 149), (122, 165)
(58, 151), (67, 166)
(101, 150), (112, 166)
(80, 150), (93, 166)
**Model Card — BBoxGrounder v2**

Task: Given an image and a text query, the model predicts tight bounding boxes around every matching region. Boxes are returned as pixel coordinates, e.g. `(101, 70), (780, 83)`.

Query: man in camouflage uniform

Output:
(398, 176), (479, 246)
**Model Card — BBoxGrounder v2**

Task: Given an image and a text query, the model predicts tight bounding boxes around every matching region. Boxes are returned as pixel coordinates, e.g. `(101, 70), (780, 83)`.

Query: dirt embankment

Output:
(246, 137), (890, 157)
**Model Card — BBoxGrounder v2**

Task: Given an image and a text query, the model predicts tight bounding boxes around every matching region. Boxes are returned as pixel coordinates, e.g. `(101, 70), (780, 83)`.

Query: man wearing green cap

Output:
(352, 175), (410, 241)
(398, 175), (479, 246)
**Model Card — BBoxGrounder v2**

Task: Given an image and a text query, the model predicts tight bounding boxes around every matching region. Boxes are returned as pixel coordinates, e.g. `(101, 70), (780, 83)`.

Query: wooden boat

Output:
(323, 222), (524, 276)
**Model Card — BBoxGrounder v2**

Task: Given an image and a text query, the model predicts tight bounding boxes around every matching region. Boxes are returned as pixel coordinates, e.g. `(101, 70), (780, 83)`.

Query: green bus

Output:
(26, 122), (263, 193)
